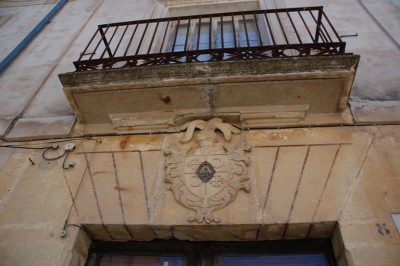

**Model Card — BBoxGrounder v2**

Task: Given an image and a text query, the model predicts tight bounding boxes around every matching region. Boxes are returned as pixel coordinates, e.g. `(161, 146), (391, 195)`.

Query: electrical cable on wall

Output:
(0, 137), (102, 170)
(60, 138), (102, 238)
(42, 143), (76, 169)
(0, 136), (103, 237)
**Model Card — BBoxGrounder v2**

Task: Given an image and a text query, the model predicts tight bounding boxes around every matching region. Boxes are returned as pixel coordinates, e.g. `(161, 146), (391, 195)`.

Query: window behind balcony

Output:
(238, 19), (259, 47)
(168, 17), (262, 61)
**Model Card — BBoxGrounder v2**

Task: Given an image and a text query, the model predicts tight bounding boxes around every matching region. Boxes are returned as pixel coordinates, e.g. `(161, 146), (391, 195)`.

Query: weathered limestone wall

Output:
(281, 0), (400, 123)
(0, 125), (399, 265)
(1, 1), (399, 266)
(1, 0), (399, 141)
(0, 0), (158, 140)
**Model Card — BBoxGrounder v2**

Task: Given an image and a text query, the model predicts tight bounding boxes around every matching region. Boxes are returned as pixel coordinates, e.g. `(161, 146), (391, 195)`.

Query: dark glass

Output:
(98, 255), (185, 266)
(220, 254), (327, 266)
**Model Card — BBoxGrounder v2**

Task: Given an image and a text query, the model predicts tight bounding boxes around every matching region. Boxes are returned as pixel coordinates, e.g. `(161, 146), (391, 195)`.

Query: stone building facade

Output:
(0, 0), (399, 265)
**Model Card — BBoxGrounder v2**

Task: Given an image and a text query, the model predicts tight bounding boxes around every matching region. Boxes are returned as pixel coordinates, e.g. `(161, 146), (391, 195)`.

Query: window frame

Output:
(85, 239), (337, 266)
(166, 15), (268, 53)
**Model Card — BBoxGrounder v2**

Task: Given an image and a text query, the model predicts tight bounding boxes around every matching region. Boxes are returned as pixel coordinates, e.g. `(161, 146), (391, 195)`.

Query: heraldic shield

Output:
(164, 118), (251, 224)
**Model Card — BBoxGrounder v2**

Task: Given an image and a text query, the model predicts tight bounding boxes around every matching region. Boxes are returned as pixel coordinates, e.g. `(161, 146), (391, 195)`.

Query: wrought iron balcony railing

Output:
(74, 6), (346, 71)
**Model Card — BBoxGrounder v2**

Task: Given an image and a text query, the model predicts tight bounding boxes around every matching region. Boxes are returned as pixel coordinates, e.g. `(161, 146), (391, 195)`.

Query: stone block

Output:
(6, 116), (75, 141)
(0, 150), (29, 204)
(332, 226), (349, 266)
(152, 187), (192, 225)
(308, 222), (337, 239)
(350, 100), (400, 124)
(0, 149), (70, 226)
(0, 117), (14, 137)
(289, 145), (340, 223)
(347, 245), (400, 266)
(65, 229), (91, 266)
(82, 224), (112, 241)
(73, 161), (104, 225)
(340, 138), (396, 222)
(87, 135), (164, 153)
(252, 146), (278, 216)
(141, 150), (164, 218)
(0, 227), (69, 266)
(283, 223), (310, 239)
(151, 225), (173, 239)
(263, 146), (309, 223)
(258, 224), (286, 240)
(103, 224), (133, 240)
(0, 65), (53, 118)
(126, 225), (157, 241)
(340, 220), (400, 250)
(173, 224), (259, 241)
(113, 152), (150, 225)
(313, 132), (374, 222)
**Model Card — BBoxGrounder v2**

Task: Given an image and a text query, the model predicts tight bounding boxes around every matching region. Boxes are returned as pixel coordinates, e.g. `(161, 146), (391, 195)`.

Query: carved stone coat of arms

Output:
(164, 118), (251, 223)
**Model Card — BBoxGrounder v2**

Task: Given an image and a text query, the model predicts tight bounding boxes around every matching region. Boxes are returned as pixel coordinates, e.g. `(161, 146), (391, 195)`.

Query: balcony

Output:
(59, 7), (359, 134)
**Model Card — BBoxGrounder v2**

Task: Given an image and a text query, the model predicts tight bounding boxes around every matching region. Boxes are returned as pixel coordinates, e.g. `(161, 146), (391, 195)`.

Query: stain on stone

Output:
(120, 137), (129, 150)
(114, 185), (127, 192)
(118, 202), (127, 208)
(270, 134), (279, 140)
(93, 170), (111, 176)
(161, 95), (171, 104)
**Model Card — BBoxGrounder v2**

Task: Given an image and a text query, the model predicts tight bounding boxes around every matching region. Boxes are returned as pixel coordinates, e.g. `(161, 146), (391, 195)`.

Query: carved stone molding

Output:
(164, 118), (251, 223)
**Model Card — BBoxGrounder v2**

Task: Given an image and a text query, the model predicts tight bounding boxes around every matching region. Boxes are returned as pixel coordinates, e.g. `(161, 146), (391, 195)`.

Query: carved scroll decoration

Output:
(164, 118), (251, 223)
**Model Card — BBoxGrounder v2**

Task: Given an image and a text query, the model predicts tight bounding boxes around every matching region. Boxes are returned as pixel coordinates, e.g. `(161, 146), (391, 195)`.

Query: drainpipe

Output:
(0, 0), (68, 74)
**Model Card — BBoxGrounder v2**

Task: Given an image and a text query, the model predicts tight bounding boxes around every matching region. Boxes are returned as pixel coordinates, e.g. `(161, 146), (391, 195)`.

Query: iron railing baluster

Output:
(264, 13), (276, 45)
(275, 13), (289, 44)
(287, 11), (302, 44)
(314, 8), (323, 43)
(253, 13), (263, 46)
(184, 19), (191, 52)
(79, 29), (99, 61)
(148, 22), (160, 54)
(309, 10), (328, 43)
(231, 14), (237, 47)
(124, 23), (138, 57)
(298, 11), (315, 43)
(172, 19), (180, 52)
(242, 14), (250, 47)
(322, 11), (342, 42)
(197, 17), (201, 50)
(114, 25), (129, 57)
(220, 15), (224, 49)
(209, 17), (212, 50)
(136, 23), (149, 55)
(159, 21), (170, 53)
(98, 26), (113, 58)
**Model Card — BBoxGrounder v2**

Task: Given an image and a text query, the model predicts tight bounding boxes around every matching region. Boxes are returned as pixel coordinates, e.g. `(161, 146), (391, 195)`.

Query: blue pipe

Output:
(0, 0), (68, 74)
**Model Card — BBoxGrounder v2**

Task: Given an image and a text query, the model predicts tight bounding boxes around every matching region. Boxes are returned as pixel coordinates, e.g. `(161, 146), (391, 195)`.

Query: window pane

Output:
(239, 20), (259, 47)
(192, 22), (211, 61)
(99, 255), (185, 266)
(172, 24), (188, 52)
(193, 22), (210, 50)
(217, 21), (235, 48)
(220, 254), (327, 266)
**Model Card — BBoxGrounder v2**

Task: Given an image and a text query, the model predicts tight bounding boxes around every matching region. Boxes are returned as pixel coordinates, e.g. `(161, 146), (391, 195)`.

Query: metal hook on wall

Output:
(340, 32), (358, 38)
